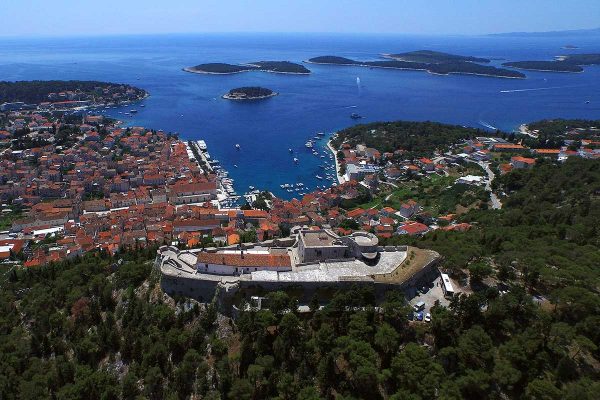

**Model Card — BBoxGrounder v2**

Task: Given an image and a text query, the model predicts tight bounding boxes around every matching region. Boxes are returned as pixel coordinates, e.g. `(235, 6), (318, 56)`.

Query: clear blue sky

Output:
(3, 0), (599, 37)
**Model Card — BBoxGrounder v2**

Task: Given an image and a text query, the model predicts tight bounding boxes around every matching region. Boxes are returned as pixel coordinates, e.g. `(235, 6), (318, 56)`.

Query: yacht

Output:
(289, 148), (293, 153)
(305, 141), (314, 148)
(350, 112), (363, 119)
(235, 144), (240, 150)
(293, 157), (299, 163)
(317, 132), (325, 136)
(316, 175), (323, 180)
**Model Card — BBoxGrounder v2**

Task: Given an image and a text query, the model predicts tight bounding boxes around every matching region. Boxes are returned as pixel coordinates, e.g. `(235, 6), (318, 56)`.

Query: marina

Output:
(188, 139), (241, 208)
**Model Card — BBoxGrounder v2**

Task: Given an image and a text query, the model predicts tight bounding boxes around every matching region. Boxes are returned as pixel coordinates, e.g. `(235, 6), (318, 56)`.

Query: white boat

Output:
(293, 158), (299, 163)
(289, 148), (293, 153)
(249, 186), (255, 190)
(233, 164), (238, 168)
(305, 141), (314, 148)
(316, 175), (323, 180)
(235, 144), (240, 149)
(317, 132), (325, 136)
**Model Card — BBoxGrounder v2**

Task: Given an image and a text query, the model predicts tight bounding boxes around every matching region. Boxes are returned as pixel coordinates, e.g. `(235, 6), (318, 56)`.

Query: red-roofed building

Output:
(397, 221), (429, 236)
(511, 156), (536, 169)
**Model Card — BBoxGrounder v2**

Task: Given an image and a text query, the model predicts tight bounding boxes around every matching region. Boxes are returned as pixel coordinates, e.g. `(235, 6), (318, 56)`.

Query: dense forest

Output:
(385, 50), (491, 64)
(0, 81), (146, 104)
(331, 120), (488, 155)
(223, 87), (277, 100)
(502, 61), (583, 72)
(526, 118), (600, 136)
(560, 53), (600, 65)
(187, 63), (255, 73)
(502, 53), (600, 72)
(1, 158), (598, 399)
(307, 56), (525, 78)
(186, 61), (310, 74)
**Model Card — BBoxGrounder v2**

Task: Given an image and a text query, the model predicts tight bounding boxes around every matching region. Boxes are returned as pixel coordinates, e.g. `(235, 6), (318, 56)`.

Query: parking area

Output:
(408, 276), (453, 316)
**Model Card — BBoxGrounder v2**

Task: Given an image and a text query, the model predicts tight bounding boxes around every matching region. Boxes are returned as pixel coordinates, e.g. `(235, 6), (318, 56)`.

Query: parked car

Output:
(413, 301), (425, 312)
(424, 313), (431, 323)
(415, 312), (424, 321)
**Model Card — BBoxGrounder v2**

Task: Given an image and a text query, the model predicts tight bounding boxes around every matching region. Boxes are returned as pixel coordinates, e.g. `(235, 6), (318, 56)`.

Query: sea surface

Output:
(1, 33), (599, 198)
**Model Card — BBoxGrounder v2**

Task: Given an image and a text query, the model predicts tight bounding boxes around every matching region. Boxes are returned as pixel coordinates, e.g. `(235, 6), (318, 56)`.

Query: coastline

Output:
(222, 92), (279, 100)
(182, 67), (250, 75)
(304, 60), (525, 79)
(183, 66), (310, 76)
(500, 66), (582, 73)
(327, 136), (345, 184)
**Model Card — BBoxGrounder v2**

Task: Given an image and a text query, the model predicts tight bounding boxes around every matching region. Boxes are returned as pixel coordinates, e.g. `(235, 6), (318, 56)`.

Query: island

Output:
(503, 53), (600, 73)
(307, 55), (525, 79)
(382, 50), (490, 64)
(184, 61), (310, 75)
(502, 61), (584, 72)
(0, 80), (147, 109)
(222, 87), (278, 100)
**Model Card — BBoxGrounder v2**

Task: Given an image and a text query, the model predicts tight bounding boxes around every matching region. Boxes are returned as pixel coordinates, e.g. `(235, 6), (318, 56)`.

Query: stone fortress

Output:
(157, 227), (440, 303)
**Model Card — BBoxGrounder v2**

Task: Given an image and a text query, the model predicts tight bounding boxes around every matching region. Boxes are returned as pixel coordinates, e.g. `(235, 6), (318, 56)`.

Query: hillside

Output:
(1, 158), (599, 399)
(0, 80), (147, 104)
(331, 120), (489, 155)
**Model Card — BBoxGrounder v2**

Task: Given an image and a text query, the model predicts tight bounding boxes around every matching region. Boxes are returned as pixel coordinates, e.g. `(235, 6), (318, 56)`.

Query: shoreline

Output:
(500, 66), (583, 73)
(183, 67), (310, 76)
(327, 136), (345, 184)
(222, 92), (279, 100)
(303, 60), (526, 79)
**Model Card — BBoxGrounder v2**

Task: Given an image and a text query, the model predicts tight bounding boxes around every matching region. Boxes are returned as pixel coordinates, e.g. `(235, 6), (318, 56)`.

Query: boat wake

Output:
(500, 85), (579, 93)
(479, 120), (497, 130)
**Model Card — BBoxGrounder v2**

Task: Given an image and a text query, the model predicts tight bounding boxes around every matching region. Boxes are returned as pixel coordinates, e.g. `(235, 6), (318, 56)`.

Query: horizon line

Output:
(1, 26), (599, 40)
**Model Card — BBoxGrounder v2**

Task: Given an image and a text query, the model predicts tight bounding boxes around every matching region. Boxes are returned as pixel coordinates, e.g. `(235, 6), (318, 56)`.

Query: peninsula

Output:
(222, 86), (278, 100)
(0, 80), (147, 108)
(307, 55), (525, 79)
(184, 60), (310, 75)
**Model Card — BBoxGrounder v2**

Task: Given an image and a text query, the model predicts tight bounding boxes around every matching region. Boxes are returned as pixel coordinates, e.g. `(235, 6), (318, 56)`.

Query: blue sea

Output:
(1, 33), (599, 198)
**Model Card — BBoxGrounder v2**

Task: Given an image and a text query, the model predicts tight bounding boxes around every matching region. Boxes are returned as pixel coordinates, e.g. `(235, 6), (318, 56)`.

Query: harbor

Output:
(186, 131), (341, 204)
(187, 139), (241, 208)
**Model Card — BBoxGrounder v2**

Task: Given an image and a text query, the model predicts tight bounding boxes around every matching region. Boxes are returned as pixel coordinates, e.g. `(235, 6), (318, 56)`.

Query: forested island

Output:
(307, 55), (525, 79)
(222, 86), (278, 100)
(502, 61), (584, 72)
(0, 80), (147, 105)
(503, 53), (600, 72)
(184, 61), (310, 75)
(383, 50), (490, 64)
